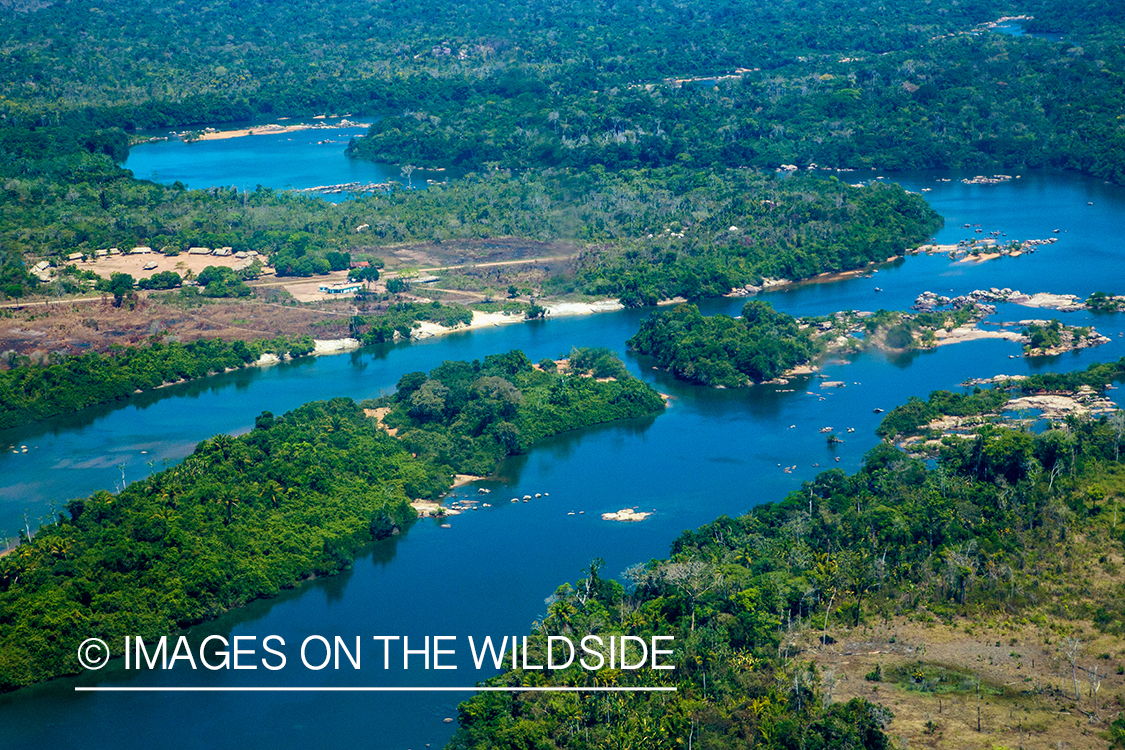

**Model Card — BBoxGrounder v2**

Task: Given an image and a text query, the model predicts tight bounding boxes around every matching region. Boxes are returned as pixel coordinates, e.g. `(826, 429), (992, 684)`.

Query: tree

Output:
(489, 421), (522, 453)
(349, 266), (380, 290)
(1064, 636), (1083, 706)
(1110, 411), (1125, 462)
(408, 380), (448, 421)
(841, 550), (876, 626)
(108, 272), (135, 307)
(660, 559), (721, 631)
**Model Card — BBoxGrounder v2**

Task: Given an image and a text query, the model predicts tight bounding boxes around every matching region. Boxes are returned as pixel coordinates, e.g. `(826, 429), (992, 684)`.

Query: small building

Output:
(67, 251), (84, 262)
(213, 247), (233, 257)
(188, 247), (212, 255)
(349, 261), (370, 269)
(129, 246), (153, 254)
(319, 282), (362, 295)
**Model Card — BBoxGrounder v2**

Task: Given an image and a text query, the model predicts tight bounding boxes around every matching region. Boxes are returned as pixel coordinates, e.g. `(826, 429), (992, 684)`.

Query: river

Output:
(123, 117), (449, 200)
(1, 138), (1124, 749)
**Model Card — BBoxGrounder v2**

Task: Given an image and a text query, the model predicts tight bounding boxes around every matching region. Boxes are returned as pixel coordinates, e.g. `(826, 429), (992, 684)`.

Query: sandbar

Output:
(933, 325), (1024, 346)
(193, 122), (369, 141)
(959, 252), (1002, 263)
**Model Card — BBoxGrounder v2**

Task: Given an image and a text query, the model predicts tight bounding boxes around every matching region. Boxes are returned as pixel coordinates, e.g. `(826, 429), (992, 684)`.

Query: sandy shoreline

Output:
(409, 300), (628, 340)
(933, 325), (1025, 346)
(411, 310), (527, 339)
(545, 300), (626, 315)
(312, 338), (362, 354)
(194, 121), (370, 142)
(452, 474), (486, 487)
(959, 252), (1002, 263)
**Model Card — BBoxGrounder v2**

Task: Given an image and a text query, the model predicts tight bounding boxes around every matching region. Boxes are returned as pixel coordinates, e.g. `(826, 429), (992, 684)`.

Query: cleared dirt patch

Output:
(0, 294), (355, 360)
(368, 238), (577, 270)
(66, 252), (268, 282)
(805, 616), (1125, 749)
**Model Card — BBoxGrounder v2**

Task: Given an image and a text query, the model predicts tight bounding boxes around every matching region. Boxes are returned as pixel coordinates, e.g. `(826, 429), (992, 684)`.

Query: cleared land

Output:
(0, 240), (582, 357)
(807, 614), (1125, 750)
(72, 252), (262, 281)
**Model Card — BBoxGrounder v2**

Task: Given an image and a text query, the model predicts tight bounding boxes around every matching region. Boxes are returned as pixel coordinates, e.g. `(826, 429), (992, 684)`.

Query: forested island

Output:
(627, 301), (819, 386)
(876, 359), (1125, 442)
(371, 347), (665, 476)
(625, 302), (1016, 389)
(0, 349), (665, 690)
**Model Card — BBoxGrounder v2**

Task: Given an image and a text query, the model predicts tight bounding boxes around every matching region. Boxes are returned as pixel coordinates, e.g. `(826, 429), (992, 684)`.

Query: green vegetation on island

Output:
(0, 349), (665, 691)
(627, 301), (819, 386)
(1087, 292), (1125, 313)
(1020, 319), (1107, 357)
(624, 302), (999, 388)
(449, 364), (1125, 749)
(374, 348), (666, 476)
(875, 359), (1125, 441)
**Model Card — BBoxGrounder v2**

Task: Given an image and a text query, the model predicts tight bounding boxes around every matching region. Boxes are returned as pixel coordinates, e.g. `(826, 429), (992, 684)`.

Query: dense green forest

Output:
(0, 349), (665, 690)
(627, 301), (819, 386)
(347, 28), (1125, 183)
(0, 398), (430, 690)
(0, 335), (316, 430)
(446, 365), (1125, 750)
(0, 0), (1017, 113)
(4, 0), (1124, 305)
(0, 158), (940, 303)
(373, 347), (666, 475)
(3, 0), (1125, 744)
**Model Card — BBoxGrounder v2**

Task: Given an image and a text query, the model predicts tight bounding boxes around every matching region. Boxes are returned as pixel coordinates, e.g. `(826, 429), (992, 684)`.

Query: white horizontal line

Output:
(75, 686), (676, 693)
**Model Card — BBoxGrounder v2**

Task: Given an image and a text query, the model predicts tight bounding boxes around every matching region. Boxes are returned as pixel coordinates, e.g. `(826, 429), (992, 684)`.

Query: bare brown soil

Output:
(73, 252), (259, 281)
(0, 238), (588, 358)
(368, 238), (577, 270)
(803, 614), (1125, 749)
(0, 293), (355, 360)
(363, 407), (397, 437)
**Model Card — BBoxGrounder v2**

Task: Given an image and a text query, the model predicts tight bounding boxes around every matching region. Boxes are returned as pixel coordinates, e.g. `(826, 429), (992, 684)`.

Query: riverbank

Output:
(933, 325), (1025, 347)
(408, 300), (629, 340)
(190, 120), (370, 142)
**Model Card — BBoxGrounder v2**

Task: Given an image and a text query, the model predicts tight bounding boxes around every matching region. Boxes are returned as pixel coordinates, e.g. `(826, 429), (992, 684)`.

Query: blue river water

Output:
(123, 118), (449, 200)
(991, 22), (1067, 43)
(1, 142), (1124, 749)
